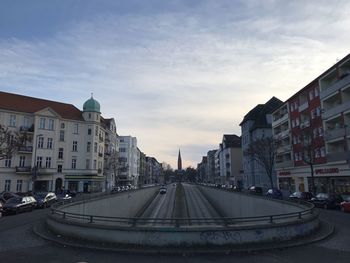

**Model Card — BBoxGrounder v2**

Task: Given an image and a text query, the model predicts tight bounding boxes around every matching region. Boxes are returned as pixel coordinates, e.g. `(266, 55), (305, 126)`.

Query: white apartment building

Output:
(117, 136), (139, 186)
(0, 91), (118, 193)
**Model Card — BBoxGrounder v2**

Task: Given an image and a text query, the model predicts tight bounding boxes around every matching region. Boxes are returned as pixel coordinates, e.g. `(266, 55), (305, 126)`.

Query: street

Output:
(0, 197), (350, 263)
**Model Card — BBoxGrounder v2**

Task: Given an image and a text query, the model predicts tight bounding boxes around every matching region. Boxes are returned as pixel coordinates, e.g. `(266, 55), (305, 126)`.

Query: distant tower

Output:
(178, 149), (182, 171)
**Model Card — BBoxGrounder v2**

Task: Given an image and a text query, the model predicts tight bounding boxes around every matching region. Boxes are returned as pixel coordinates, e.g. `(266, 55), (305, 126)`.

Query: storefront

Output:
(278, 164), (350, 194)
(65, 175), (104, 193)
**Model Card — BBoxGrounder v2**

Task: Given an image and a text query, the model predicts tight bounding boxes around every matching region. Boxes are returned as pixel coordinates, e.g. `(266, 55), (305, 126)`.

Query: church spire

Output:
(178, 149), (182, 171)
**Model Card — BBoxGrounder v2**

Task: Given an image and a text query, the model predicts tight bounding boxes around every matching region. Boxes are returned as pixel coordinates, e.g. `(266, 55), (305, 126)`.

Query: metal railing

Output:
(50, 196), (316, 228)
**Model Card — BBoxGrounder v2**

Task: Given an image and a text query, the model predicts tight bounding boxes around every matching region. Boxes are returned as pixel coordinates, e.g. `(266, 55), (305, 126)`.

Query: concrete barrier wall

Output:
(198, 186), (303, 217)
(47, 215), (319, 247)
(60, 187), (158, 218)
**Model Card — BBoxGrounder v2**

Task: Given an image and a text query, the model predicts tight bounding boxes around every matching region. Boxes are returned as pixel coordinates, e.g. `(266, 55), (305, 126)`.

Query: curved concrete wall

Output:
(198, 186), (303, 217)
(60, 187), (158, 218)
(47, 215), (319, 247)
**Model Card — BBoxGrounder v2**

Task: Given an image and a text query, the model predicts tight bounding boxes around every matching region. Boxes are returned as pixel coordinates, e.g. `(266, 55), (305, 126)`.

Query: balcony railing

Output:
(274, 129), (290, 139)
(98, 169), (102, 174)
(320, 74), (350, 99)
(98, 153), (103, 157)
(298, 101), (309, 112)
(325, 128), (347, 141)
(18, 146), (33, 153)
(272, 113), (289, 127)
(99, 136), (104, 142)
(326, 151), (350, 163)
(15, 166), (31, 173)
(20, 125), (34, 133)
(323, 100), (350, 119)
(38, 168), (56, 174)
(275, 160), (293, 169)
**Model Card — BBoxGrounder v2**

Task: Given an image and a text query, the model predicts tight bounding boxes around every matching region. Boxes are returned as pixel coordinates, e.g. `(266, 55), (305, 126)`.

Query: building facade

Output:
(117, 136), (139, 186)
(0, 92), (118, 193)
(240, 97), (283, 189)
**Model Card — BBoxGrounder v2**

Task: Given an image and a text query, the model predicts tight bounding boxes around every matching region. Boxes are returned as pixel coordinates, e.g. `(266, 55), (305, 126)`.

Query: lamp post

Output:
(32, 134), (43, 193)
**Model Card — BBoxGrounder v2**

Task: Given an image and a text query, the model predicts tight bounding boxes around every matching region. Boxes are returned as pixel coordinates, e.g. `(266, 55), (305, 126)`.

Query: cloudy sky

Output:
(0, 0), (349, 168)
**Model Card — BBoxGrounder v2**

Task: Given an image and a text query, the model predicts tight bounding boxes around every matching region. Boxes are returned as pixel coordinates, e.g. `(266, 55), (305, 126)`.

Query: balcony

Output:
(275, 160), (293, 169)
(320, 74), (350, 99)
(20, 125), (34, 133)
(323, 100), (350, 119)
(276, 144), (292, 153)
(99, 135), (104, 142)
(300, 120), (310, 129)
(15, 166), (31, 173)
(325, 128), (347, 141)
(98, 169), (102, 174)
(326, 151), (350, 163)
(38, 168), (55, 174)
(18, 146), (33, 153)
(98, 152), (103, 157)
(298, 101), (309, 112)
(274, 129), (290, 139)
(272, 113), (289, 127)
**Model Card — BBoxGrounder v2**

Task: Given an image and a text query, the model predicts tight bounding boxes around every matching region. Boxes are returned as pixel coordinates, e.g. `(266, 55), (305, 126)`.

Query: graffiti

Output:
(254, 229), (264, 241)
(275, 226), (292, 240)
(200, 231), (241, 243)
(294, 223), (307, 236)
(144, 232), (160, 242)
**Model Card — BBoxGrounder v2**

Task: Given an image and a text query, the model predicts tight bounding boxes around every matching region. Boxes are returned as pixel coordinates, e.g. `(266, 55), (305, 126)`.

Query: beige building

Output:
(0, 91), (118, 193)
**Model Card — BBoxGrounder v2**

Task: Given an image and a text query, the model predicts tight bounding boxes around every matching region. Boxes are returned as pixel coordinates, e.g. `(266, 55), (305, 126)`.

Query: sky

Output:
(1, 0), (350, 168)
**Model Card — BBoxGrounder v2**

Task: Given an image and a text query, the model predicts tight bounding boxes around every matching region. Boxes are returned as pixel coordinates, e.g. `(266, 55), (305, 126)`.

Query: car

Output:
(340, 194), (350, 213)
(266, 188), (283, 199)
(249, 186), (263, 195)
(159, 187), (167, 194)
(3, 196), (37, 214)
(0, 201), (3, 216)
(0, 191), (19, 204)
(56, 193), (72, 202)
(289, 191), (314, 201)
(34, 192), (57, 208)
(232, 185), (242, 192)
(311, 193), (343, 209)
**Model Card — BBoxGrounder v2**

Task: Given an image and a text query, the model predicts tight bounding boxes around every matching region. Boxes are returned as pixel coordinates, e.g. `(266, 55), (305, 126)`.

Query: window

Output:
(319, 127), (324, 136)
(88, 113), (91, 119)
(5, 158), (11, 167)
(36, 156), (42, 168)
(16, 180), (23, 192)
(291, 119), (295, 128)
(19, 156), (25, 167)
(47, 138), (53, 149)
(9, 115), (16, 127)
(88, 128), (92, 135)
(320, 147), (326, 157)
(72, 141), (78, 151)
(59, 130), (65, 141)
(73, 123), (79, 134)
(23, 117), (29, 127)
(58, 148), (64, 159)
(86, 159), (90, 169)
(119, 147), (126, 152)
(87, 142), (91, 152)
(95, 126), (98, 136)
(38, 137), (44, 148)
(315, 87), (319, 97)
(39, 118), (45, 129)
(45, 157), (51, 168)
(5, 180), (11, 191)
(93, 160), (97, 169)
(309, 90), (314, 100)
(296, 118), (300, 126)
(61, 123), (65, 129)
(57, 165), (62, 173)
(291, 103), (294, 112)
(316, 107), (321, 116)
(96, 114), (98, 120)
(71, 158), (77, 169)
(48, 119), (54, 130)
(94, 142), (97, 153)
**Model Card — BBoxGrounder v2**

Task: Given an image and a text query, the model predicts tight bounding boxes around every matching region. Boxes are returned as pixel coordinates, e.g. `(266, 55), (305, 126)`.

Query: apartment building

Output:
(0, 91), (118, 193)
(274, 53), (350, 194)
(117, 136), (139, 186)
(206, 149), (217, 183)
(240, 97), (283, 189)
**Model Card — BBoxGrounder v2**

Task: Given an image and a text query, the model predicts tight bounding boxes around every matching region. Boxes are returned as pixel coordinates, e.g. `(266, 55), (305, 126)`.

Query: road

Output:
(1, 195), (350, 262)
(139, 183), (221, 225)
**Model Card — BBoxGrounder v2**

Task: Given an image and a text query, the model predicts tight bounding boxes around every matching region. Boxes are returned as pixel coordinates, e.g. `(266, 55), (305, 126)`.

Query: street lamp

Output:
(32, 134), (43, 193)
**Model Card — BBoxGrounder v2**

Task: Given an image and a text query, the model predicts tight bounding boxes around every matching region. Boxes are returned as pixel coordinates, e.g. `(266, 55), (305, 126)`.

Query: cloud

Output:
(0, 0), (350, 167)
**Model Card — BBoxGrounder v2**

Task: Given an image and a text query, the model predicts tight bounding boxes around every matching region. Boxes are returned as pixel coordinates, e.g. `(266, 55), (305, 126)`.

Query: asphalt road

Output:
(1, 197), (350, 262)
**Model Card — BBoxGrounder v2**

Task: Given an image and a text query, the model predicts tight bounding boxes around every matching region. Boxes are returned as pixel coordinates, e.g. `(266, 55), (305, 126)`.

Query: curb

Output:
(33, 220), (334, 255)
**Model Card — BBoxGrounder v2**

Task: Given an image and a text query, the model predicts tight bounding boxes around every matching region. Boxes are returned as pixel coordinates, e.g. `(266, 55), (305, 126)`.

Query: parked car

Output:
(3, 196), (37, 214)
(0, 201), (3, 216)
(0, 191), (19, 204)
(311, 193), (343, 209)
(56, 193), (72, 202)
(266, 188), (283, 199)
(289, 191), (314, 201)
(340, 194), (350, 213)
(232, 185), (242, 192)
(249, 186), (263, 195)
(34, 192), (57, 208)
(159, 186), (167, 194)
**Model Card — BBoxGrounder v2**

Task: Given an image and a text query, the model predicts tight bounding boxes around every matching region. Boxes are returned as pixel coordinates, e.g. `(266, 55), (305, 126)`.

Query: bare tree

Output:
(301, 128), (317, 195)
(0, 124), (31, 160)
(245, 137), (277, 189)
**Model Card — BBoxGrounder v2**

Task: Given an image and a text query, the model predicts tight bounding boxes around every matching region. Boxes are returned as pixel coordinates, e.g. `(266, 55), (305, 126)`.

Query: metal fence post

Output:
(269, 216), (273, 223)
(89, 216), (93, 223)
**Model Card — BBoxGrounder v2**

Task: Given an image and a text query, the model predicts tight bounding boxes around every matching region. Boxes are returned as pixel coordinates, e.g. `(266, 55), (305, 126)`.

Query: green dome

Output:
(83, 94), (101, 113)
